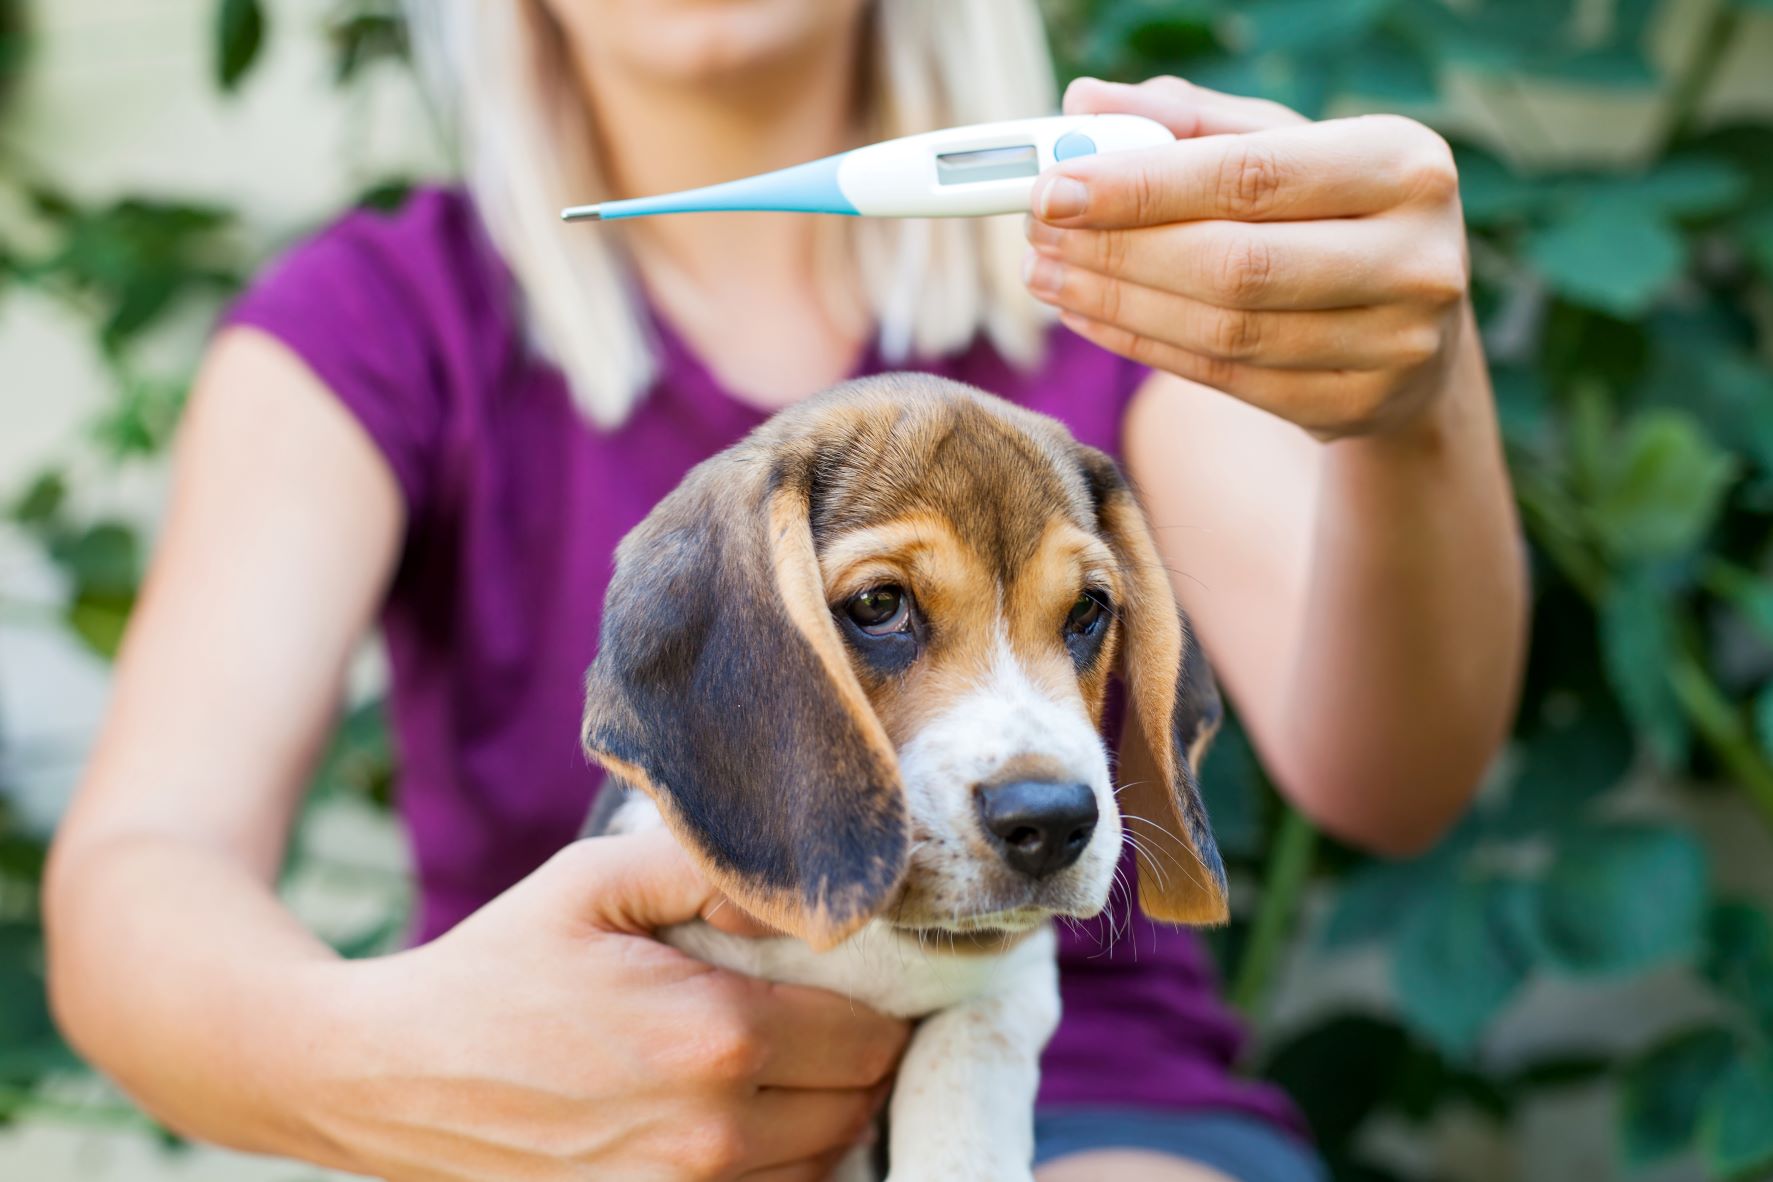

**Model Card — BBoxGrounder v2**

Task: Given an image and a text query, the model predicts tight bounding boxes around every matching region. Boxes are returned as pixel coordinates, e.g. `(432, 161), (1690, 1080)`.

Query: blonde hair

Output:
(405, 0), (1057, 429)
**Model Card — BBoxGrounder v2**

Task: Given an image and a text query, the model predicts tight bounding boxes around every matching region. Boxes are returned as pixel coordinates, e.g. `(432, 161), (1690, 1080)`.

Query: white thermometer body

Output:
(562, 113), (1175, 222)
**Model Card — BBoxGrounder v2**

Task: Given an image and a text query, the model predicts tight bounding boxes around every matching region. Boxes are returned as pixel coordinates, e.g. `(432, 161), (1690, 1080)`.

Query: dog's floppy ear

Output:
(581, 443), (908, 949)
(1079, 447), (1229, 926)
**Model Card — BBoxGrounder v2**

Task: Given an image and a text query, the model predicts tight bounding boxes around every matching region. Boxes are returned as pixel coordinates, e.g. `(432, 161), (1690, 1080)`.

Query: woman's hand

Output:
(290, 829), (907, 1181)
(1024, 76), (1471, 440)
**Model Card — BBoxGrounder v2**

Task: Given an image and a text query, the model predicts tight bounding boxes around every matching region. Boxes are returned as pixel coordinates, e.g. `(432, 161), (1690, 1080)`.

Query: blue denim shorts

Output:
(1033, 1107), (1327, 1182)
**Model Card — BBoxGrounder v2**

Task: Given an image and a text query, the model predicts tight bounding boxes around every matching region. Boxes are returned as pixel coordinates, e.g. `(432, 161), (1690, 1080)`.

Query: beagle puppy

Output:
(581, 374), (1227, 1182)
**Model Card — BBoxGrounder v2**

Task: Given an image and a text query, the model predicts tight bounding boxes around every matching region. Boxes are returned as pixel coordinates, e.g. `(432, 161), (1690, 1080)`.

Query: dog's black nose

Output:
(977, 781), (1098, 879)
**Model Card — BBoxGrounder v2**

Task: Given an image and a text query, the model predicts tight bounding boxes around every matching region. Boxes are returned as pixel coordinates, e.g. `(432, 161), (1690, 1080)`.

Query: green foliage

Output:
(1392, 873), (1535, 1056)
(1536, 823), (1707, 976)
(1619, 1027), (1737, 1169)
(1601, 570), (1690, 765)
(1524, 196), (1686, 319)
(330, 5), (409, 85)
(215, 0), (266, 93)
(1046, 0), (1773, 1177)
(0, 1), (1769, 1177)
(0, 0), (409, 1138)
(1701, 1052), (1773, 1179)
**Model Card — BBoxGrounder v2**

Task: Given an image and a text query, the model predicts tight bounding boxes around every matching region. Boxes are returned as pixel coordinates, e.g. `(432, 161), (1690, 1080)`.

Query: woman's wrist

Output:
(233, 952), (385, 1173)
(1321, 300), (1485, 466)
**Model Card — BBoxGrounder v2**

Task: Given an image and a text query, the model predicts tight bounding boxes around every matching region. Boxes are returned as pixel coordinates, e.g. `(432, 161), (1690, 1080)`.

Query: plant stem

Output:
(1513, 466), (1773, 835)
(1231, 803), (1318, 1017)
(1667, 640), (1773, 828)
(1662, 0), (1742, 146)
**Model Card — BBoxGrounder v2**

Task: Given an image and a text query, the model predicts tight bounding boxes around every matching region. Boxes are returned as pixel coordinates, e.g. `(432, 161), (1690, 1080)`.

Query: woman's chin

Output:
(548, 0), (867, 89)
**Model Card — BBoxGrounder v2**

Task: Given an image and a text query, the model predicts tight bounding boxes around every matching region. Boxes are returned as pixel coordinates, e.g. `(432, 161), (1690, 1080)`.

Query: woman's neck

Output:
(569, 23), (874, 408)
(575, 29), (864, 284)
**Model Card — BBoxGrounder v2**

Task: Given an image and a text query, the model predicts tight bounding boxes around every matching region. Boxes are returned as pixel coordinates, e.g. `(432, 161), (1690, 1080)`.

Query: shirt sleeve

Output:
(220, 196), (459, 521)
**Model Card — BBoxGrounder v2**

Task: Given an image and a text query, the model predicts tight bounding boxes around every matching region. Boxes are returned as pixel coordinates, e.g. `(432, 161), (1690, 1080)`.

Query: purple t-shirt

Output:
(226, 187), (1303, 1133)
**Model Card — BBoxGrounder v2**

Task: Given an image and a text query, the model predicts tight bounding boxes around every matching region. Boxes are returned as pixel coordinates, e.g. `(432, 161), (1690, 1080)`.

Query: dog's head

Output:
(582, 375), (1226, 948)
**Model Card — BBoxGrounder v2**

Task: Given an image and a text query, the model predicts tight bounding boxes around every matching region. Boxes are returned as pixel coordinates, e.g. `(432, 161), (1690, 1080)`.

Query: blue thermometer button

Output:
(1053, 132), (1097, 162)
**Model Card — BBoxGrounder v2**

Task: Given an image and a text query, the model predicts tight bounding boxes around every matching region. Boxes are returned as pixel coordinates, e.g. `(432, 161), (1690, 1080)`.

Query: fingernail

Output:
(1025, 218), (1062, 250)
(1023, 252), (1063, 297)
(1035, 176), (1089, 221)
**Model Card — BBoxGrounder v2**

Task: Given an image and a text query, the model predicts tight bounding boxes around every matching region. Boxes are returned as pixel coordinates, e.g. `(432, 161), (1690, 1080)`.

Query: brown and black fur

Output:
(581, 374), (1227, 947)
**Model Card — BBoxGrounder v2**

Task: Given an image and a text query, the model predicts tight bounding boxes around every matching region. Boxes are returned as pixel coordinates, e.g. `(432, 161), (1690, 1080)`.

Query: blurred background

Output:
(2, 1), (1773, 1180)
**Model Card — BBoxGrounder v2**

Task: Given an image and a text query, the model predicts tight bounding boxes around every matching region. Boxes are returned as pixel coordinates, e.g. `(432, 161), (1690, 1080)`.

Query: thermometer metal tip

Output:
(560, 204), (604, 222)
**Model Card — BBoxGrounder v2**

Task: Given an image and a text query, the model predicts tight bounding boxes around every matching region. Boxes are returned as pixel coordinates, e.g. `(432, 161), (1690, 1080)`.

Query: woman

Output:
(43, 1), (1524, 1179)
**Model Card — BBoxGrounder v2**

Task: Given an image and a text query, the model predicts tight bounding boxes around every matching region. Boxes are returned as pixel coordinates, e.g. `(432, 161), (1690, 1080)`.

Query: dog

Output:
(580, 373), (1228, 1181)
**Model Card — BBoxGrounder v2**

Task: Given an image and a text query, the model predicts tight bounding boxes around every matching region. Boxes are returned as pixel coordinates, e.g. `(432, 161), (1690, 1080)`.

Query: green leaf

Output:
(92, 373), (186, 459)
(1757, 688), (1773, 767)
(1631, 156), (1751, 218)
(29, 197), (242, 351)
(1525, 195), (1685, 318)
(1187, 52), (1336, 118)
(1490, 365), (1551, 448)
(48, 521), (139, 596)
(329, 10), (408, 85)
(1618, 1027), (1737, 1168)
(1235, 0), (1391, 54)
(215, 0), (265, 92)
(1587, 410), (1737, 562)
(1536, 822), (1708, 978)
(1338, 32), (1438, 103)
(1493, 701), (1632, 836)
(1261, 1013), (1409, 1151)
(1453, 146), (1550, 225)
(1320, 845), (1459, 950)
(1744, 207), (1773, 281)
(8, 470), (65, 530)
(0, 0), (29, 116)
(0, 921), (65, 1087)
(1701, 1051), (1773, 1180)
(1533, 45), (1656, 88)
(1708, 563), (1773, 648)
(66, 588), (134, 659)
(1392, 875), (1533, 1057)
(354, 178), (416, 214)
(1701, 901), (1773, 1034)
(1195, 713), (1264, 860)
(1600, 571), (1688, 766)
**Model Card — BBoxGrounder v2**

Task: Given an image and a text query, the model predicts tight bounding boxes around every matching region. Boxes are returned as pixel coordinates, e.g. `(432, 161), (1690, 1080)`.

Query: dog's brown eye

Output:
(847, 585), (909, 634)
(1067, 591), (1107, 635)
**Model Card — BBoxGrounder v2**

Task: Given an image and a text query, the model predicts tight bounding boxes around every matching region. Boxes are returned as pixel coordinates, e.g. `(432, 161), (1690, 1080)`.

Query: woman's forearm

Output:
(1275, 307), (1526, 853)
(44, 830), (353, 1167)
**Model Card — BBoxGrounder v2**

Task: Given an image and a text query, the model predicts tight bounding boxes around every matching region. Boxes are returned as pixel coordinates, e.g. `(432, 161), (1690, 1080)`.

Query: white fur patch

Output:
(606, 633), (1105, 1180)
(894, 632), (1120, 925)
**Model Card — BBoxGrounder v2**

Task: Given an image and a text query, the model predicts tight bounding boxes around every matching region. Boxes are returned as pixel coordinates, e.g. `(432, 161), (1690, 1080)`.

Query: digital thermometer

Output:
(560, 114), (1174, 222)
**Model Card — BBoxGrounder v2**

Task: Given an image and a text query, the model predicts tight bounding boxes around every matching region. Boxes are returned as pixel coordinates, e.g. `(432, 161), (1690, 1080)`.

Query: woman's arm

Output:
(1123, 329), (1522, 855)
(45, 330), (904, 1178)
(45, 328), (404, 1151)
(1025, 77), (1526, 854)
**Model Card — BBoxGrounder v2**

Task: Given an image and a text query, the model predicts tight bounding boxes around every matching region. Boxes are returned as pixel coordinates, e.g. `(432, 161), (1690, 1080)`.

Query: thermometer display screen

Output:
(935, 144), (1039, 186)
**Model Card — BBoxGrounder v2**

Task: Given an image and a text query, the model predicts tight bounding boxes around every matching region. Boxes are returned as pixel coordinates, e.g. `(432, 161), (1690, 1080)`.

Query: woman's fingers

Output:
(1062, 74), (1306, 136)
(1024, 258), (1440, 372)
(738, 1086), (881, 1171)
(1056, 309), (1406, 437)
(1030, 114), (1458, 228)
(740, 1145), (861, 1182)
(742, 978), (909, 1089)
(1025, 214), (1463, 311)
